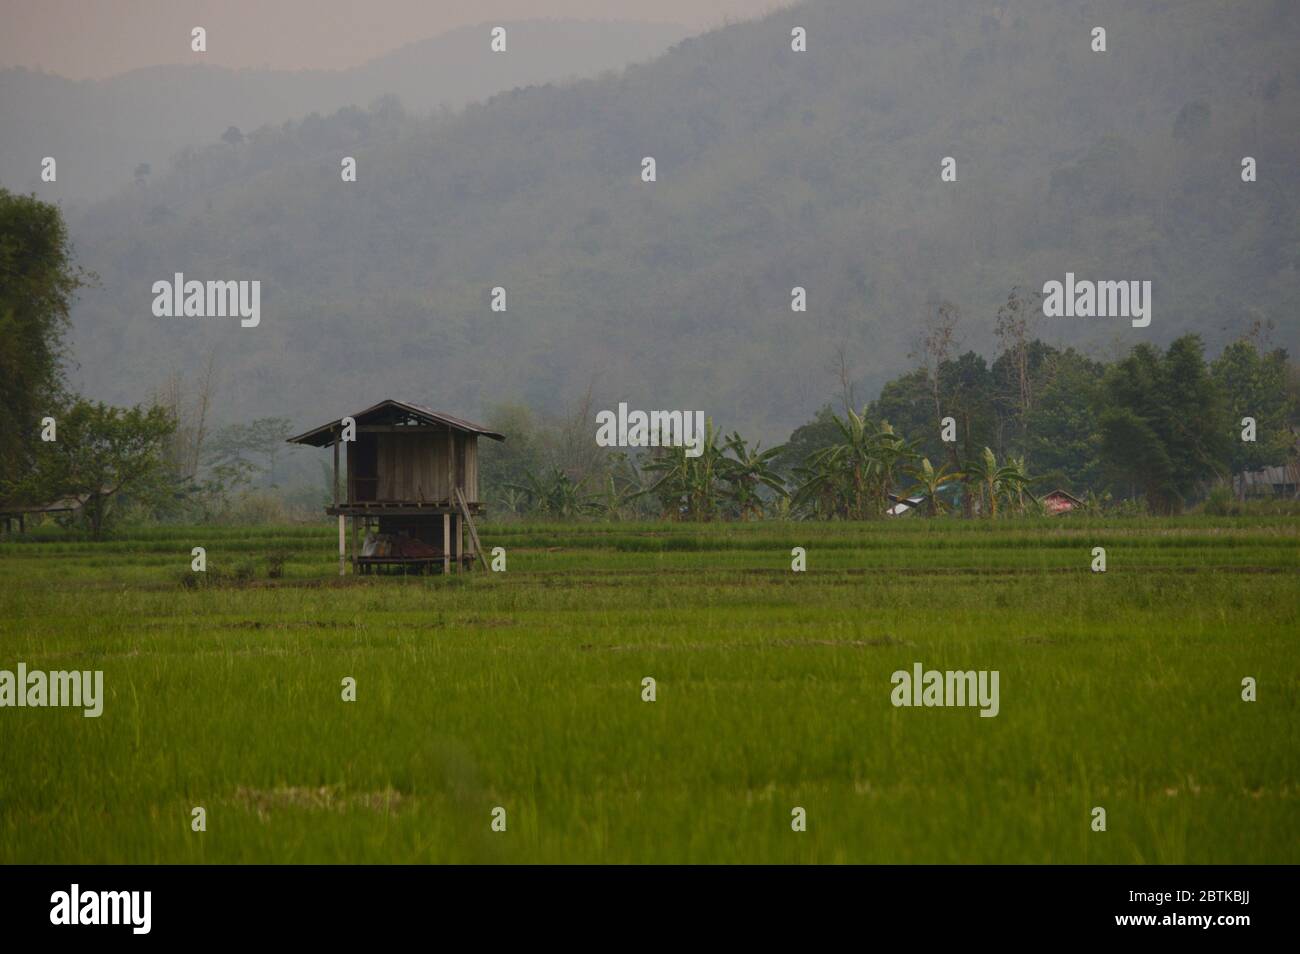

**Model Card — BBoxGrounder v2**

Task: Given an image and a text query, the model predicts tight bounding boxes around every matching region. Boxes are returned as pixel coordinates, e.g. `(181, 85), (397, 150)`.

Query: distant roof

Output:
(1242, 465), (1296, 485)
(287, 400), (505, 447)
(0, 494), (90, 515)
(1042, 489), (1083, 503)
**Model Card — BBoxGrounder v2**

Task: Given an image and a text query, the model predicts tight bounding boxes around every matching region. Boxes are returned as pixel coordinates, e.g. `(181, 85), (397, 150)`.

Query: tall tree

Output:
(1211, 338), (1296, 496)
(991, 285), (1044, 456)
(1097, 336), (1229, 514)
(870, 368), (938, 462)
(1023, 348), (1106, 493)
(0, 190), (89, 497)
(937, 351), (997, 517)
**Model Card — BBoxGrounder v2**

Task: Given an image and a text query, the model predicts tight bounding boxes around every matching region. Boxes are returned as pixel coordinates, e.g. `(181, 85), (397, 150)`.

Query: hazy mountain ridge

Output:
(52, 0), (1300, 441)
(0, 19), (690, 203)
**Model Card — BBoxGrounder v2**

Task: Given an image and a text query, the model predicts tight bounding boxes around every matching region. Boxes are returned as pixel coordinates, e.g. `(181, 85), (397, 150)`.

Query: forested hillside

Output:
(0, 19), (687, 203)
(59, 0), (1300, 443)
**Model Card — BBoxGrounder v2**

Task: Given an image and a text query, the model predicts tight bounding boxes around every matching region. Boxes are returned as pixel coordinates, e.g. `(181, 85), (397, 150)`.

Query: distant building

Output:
(1239, 464), (1299, 498)
(1041, 489), (1083, 515)
(0, 495), (91, 534)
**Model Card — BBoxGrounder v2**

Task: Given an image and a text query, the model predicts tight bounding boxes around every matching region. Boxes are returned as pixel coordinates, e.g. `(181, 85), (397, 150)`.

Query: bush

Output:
(265, 548), (291, 579)
(223, 492), (291, 526)
(178, 559), (259, 588)
(1204, 485), (1236, 516)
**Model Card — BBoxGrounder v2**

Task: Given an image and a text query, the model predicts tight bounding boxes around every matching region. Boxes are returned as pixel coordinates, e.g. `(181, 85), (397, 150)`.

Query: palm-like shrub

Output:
(792, 409), (917, 519)
(719, 432), (787, 519)
(905, 457), (964, 516)
(963, 447), (1033, 517)
(505, 468), (598, 518)
(641, 418), (727, 520)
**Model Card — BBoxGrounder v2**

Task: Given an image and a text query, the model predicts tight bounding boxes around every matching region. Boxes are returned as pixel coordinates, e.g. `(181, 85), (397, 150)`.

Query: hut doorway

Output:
(352, 434), (379, 502)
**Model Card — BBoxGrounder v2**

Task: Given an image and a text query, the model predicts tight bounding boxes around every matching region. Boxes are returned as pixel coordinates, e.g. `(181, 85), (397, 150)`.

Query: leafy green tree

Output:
(1023, 348), (1106, 493)
(1097, 336), (1230, 514)
(869, 368), (940, 461)
(937, 352), (997, 517)
(775, 404), (840, 479)
(1211, 338), (1296, 494)
(14, 400), (175, 538)
(0, 190), (90, 496)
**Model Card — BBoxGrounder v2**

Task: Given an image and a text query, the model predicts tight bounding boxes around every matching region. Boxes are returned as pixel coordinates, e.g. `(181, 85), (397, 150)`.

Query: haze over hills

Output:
(0, 19), (690, 203)
(43, 0), (1300, 443)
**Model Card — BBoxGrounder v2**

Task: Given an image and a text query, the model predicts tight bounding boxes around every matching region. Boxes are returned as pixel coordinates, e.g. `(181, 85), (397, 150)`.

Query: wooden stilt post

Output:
(333, 430), (346, 576)
(338, 515), (346, 577)
(442, 512), (451, 575)
(446, 427), (456, 574)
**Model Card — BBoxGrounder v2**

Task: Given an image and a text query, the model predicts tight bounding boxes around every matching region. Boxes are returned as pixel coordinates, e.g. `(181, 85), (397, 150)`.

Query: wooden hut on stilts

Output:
(287, 400), (503, 575)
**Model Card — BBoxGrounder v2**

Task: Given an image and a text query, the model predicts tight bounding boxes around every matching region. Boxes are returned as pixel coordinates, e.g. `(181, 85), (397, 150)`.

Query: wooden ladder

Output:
(454, 487), (489, 571)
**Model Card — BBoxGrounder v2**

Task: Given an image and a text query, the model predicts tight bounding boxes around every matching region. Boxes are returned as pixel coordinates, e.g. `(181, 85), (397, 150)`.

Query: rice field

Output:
(0, 516), (1296, 863)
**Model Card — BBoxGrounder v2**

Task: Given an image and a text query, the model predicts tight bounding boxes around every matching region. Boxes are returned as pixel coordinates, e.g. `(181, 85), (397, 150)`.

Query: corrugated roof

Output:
(286, 399), (505, 446)
(0, 493), (91, 515)
(1242, 465), (1296, 485)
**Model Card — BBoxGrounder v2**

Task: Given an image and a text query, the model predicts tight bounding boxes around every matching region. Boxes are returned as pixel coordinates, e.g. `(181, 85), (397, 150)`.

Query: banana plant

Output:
(905, 457), (964, 517)
(640, 418), (726, 520)
(719, 431), (788, 519)
(792, 409), (917, 519)
(964, 447), (1032, 518)
(505, 468), (598, 518)
(497, 486), (528, 517)
(1001, 455), (1034, 514)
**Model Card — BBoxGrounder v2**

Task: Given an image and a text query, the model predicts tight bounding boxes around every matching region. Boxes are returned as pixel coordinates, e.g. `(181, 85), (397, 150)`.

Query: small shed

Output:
(0, 495), (89, 534)
(1041, 489), (1083, 515)
(287, 400), (504, 574)
(1239, 464), (1299, 497)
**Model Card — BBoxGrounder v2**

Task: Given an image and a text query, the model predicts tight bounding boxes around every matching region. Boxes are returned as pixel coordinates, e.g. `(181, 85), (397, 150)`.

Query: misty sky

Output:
(1, 0), (789, 79)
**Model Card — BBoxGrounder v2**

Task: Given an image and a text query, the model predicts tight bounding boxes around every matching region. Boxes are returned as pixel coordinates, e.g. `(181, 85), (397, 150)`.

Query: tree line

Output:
(479, 314), (1298, 520)
(3, 189), (1297, 536)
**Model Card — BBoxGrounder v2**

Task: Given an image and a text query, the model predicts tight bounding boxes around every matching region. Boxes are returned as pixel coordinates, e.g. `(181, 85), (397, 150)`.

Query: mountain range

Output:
(14, 0), (1299, 444)
(0, 19), (689, 204)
